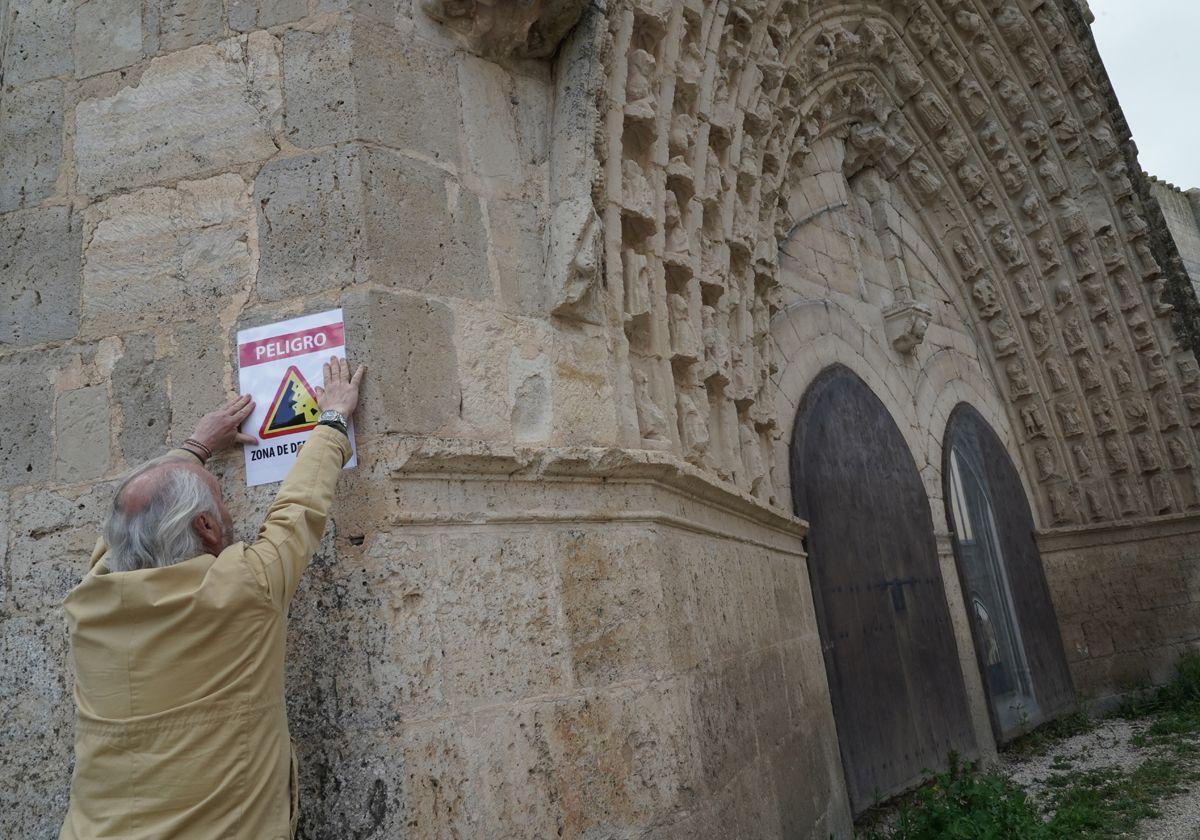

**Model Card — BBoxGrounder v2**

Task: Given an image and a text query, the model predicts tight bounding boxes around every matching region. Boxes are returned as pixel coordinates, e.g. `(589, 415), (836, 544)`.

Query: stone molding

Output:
(420, 0), (590, 59)
(368, 436), (808, 552)
(1036, 508), (1200, 550)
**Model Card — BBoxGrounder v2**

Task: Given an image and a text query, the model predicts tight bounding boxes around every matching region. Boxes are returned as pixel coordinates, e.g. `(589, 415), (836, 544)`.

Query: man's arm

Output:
(242, 356), (365, 610)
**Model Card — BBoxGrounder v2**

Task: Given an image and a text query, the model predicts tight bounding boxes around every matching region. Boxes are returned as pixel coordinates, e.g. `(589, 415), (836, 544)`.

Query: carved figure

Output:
(1048, 486), (1074, 524)
(668, 293), (700, 361)
(915, 90), (951, 133)
(1028, 314), (1052, 355)
(1062, 315), (1086, 353)
(1167, 437), (1193, 470)
(625, 48), (657, 119)
(1045, 359), (1069, 392)
(1077, 354), (1102, 391)
(1035, 445), (1061, 482)
(1123, 397), (1149, 430)
(1134, 434), (1162, 473)
(1090, 396), (1117, 435)
(1073, 443), (1095, 476)
(633, 369), (669, 442)
(622, 247), (651, 318)
(1158, 391), (1182, 430)
(990, 317), (1019, 356)
(1085, 485), (1110, 521)
(972, 275), (1000, 319)
(1056, 401), (1085, 438)
(677, 385), (710, 464)
(957, 77), (989, 123)
(421, 0), (587, 59)
(1021, 404), (1048, 439)
(908, 157), (943, 202)
(990, 224), (1024, 269)
(1115, 478), (1141, 515)
(1112, 359), (1135, 392)
(1151, 473), (1177, 514)
(1105, 437), (1130, 473)
(1007, 358), (1033, 398)
(1021, 193), (1047, 229)
(664, 191), (690, 259)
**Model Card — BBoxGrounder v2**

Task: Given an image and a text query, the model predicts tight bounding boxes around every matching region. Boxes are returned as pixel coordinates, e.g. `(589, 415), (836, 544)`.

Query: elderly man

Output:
(60, 357), (366, 840)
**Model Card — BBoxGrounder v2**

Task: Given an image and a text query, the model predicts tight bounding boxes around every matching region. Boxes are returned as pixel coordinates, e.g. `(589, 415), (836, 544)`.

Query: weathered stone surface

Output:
(254, 148), (364, 301)
(112, 335), (170, 464)
(166, 319), (227, 444)
(0, 614), (73, 834)
(0, 206), (81, 345)
(81, 174), (253, 335)
(55, 385), (111, 483)
(74, 32), (281, 196)
(361, 147), (491, 299)
(228, 0), (307, 31)
(0, 77), (64, 212)
(156, 0), (224, 52)
(0, 0), (73, 85)
(281, 22), (461, 163)
(438, 531), (571, 703)
(0, 349), (57, 486)
(73, 0), (143, 78)
(345, 289), (461, 437)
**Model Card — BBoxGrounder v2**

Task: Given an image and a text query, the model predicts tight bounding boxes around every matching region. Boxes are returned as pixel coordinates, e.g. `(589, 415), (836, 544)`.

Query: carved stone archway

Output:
(596, 0), (1200, 529)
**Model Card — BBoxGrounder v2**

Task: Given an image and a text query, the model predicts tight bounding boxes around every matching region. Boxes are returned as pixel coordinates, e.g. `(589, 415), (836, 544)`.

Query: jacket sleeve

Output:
(242, 425), (352, 610)
(88, 448), (206, 571)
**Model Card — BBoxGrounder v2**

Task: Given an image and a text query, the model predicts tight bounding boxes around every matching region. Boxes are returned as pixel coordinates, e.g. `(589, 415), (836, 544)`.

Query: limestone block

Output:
(156, 0), (224, 52)
(0, 492), (8, 608)
(541, 685), (699, 831)
(437, 531), (572, 703)
(73, 0), (143, 77)
(75, 33), (281, 197)
(458, 54), (522, 195)
(166, 320), (228, 443)
(0, 206), (81, 345)
(0, 0), (73, 85)
(112, 335), (170, 464)
(398, 719), (474, 838)
(228, 0), (307, 31)
(360, 146), (491, 299)
(0, 78), (64, 212)
(54, 385), (111, 483)
(81, 174), (254, 335)
(487, 198), (546, 314)
(5, 480), (117, 612)
(0, 349), (56, 486)
(508, 347), (551, 443)
(553, 528), (672, 686)
(690, 661), (760, 790)
(281, 23), (461, 164)
(254, 148), (364, 301)
(0, 615), (73, 834)
(341, 289), (461, 437)
(463, 705), (564, 834)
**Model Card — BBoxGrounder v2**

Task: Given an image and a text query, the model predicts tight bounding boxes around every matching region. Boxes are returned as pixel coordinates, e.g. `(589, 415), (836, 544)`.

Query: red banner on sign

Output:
(238, 322), (345, 368)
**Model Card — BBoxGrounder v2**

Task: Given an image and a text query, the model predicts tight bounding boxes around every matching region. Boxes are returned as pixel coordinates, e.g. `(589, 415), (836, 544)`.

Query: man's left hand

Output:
(189, 395), (258, 455)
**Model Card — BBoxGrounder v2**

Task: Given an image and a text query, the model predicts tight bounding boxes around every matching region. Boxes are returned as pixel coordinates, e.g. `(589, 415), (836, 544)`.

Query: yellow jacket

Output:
(60, 425), (352, 840)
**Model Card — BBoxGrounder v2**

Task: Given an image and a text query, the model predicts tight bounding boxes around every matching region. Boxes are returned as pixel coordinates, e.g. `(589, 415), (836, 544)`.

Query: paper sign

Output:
(236, 309), (357, 486)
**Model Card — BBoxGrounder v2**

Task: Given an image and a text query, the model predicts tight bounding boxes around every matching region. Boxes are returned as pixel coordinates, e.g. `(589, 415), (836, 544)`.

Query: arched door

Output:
(790, 366), (977, 813)
(943, 405), (1075, 741)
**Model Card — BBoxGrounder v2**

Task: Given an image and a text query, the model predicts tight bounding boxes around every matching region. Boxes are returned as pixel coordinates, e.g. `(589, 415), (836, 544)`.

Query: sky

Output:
(1088, 0), (1200, 189)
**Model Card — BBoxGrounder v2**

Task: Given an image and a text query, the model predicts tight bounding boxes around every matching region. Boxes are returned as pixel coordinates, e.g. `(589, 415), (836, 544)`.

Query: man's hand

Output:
(315, 356), (366, 418)
(189, 394), (258, 454)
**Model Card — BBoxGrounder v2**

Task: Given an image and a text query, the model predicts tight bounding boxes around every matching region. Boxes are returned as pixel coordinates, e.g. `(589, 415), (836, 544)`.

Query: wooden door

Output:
(790, 366), (977, 813)
(943, 405), (1075, 741)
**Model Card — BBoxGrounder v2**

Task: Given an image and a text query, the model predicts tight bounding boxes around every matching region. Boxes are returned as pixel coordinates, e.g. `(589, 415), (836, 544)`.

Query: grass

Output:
(858, 652), (1200, 839)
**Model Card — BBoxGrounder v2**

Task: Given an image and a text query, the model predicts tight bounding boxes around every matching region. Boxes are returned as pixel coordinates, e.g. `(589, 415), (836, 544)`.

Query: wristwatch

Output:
(317, 409), (349, 436)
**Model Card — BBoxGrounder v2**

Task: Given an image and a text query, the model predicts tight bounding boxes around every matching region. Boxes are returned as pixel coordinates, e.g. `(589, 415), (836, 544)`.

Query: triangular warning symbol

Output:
(259, 365), (321, 439)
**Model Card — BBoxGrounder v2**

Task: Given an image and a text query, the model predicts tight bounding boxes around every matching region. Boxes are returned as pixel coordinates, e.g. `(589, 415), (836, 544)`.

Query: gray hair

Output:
(103, 457), (222, 573)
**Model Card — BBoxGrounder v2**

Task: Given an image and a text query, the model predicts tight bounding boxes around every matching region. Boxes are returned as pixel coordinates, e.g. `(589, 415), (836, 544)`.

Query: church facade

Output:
(3, 0), (1200, 836)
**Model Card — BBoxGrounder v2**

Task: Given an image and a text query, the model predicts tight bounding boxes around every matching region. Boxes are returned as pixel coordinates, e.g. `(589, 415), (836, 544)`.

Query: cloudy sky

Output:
(1088, 0), (1200, 188)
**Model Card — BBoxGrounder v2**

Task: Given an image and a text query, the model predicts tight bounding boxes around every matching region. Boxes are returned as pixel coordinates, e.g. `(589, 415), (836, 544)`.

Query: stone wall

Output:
(1150, 176), (1200, 302)
(1040, 513), (1200, 705)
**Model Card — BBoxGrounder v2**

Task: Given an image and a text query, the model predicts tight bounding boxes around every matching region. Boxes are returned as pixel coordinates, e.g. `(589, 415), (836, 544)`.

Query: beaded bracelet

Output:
(183, 438), (213, 462)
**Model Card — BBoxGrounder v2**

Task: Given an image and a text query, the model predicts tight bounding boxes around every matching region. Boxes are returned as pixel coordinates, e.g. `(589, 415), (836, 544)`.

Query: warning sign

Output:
(259, 366), (321, 439)
(236, 309), (357, 486)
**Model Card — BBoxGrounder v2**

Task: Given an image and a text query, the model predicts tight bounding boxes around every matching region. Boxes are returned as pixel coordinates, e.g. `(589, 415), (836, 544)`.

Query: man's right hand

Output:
(316, 356), (366, 418)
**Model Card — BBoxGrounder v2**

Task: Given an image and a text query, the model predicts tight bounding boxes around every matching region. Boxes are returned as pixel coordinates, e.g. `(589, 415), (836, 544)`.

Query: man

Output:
(60, 356), (366, 840)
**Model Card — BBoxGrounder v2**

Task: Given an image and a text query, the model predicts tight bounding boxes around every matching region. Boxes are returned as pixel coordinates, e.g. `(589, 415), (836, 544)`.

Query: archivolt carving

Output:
(596, 0), (1200, 523)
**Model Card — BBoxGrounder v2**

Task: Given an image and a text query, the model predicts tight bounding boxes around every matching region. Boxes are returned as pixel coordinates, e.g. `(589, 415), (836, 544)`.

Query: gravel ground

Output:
(1001, 717), (1200, 839)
